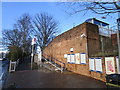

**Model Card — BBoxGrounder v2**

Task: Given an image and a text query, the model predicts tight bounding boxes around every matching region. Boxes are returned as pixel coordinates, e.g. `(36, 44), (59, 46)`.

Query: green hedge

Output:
(7, 45), (23, 61)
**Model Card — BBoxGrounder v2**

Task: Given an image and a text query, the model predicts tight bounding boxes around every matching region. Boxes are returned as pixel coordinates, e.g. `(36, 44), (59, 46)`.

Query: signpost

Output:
(31, 38), (36, 70)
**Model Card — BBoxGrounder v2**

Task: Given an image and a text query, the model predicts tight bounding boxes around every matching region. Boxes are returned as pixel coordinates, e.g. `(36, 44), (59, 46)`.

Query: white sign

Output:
(75, 53), (80, 64)
(31, 38), (36, 45)
(105, 57), (116, 74)
(95, 58), (102, 73)
(70, 48), (73, 52)
(36, 46), (41, 54)
(71, 54), (75, 64)
(38, 53), (42, 62)
(80, 53), (86, 64)
(67, 54), (71, 63)
(31, 53), (34, 56)
(89, 58), (95, 71)
(64, 54), (67, 58)
(37, 46), (42, 61)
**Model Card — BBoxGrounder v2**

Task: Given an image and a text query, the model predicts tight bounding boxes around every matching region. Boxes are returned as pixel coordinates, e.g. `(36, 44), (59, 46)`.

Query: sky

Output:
(1, 2), (119, 38)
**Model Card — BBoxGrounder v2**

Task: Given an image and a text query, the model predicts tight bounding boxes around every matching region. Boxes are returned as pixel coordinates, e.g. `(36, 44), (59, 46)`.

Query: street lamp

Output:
(116, 1), (120, 74)
(117, 18), (120, 74)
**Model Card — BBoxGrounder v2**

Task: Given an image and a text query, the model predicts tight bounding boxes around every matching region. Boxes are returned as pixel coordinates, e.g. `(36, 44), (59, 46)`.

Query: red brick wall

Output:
(43, 22), (108, 82)
(44, 22), (88, 63)
(86, 23), (100, 56)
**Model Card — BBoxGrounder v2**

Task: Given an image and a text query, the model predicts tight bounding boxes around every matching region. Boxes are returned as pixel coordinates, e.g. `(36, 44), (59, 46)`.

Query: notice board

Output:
(80, 53), (86, 64)
(89, 58), (95, 71)
(67, 54), (71, 63)
(75, 53), (80, 64)
(71, 54), (75, 64)
(64, 54), (67, 58)
(95, 58), (102, 73)
(105, 57), (115, 74)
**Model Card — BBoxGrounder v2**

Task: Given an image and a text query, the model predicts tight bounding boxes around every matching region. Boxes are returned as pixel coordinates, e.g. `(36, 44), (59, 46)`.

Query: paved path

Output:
(4, 58), (107, 88)
(4, 70), (106, 88)
(16, 57), (31, 71)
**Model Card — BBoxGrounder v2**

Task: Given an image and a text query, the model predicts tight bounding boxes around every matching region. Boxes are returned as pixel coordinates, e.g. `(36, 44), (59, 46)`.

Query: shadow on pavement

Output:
(16, 57), (31, 71)
(3, 57), (107, 88)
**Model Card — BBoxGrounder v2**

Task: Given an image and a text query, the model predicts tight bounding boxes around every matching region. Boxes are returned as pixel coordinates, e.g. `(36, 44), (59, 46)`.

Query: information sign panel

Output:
(105, 57), (115, 74)
(75, 53), (80, 64)
(89, 58), (95, 71)
(71, 54), (75, 64)
(80, 53), (86, 64)
(67, 54), (71, 63)
(95, 58), (102, 73)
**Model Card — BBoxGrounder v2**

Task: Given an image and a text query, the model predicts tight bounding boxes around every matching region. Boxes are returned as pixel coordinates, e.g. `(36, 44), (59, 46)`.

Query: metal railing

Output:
(42, 53), (66, 73)
(9, 59), (20, 72)
(98, 26), (117, 37)
(90, 25), (118, 57)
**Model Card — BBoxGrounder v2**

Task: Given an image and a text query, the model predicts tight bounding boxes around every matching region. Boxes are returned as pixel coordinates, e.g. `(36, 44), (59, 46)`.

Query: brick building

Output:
(43, 18), (117, 81)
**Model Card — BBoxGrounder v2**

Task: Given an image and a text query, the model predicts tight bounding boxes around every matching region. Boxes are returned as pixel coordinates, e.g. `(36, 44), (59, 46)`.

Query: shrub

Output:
(7, 45), (23, 62)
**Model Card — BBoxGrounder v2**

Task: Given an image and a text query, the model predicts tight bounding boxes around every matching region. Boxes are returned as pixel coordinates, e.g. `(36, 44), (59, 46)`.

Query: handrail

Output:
(42, 53), (66, 72)
(51, 57), (65, 65)
(43, 53), (65, 67)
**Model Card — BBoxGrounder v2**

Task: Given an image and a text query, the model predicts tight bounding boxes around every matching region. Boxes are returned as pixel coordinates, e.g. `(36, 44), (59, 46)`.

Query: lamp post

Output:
(117, 18), (120, 74)
(116, 1), (120, 74)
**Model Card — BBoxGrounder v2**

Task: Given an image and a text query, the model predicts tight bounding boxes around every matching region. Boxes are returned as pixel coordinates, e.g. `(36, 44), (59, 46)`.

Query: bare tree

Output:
(2, 29), (23, 47)
(33, 12), (59, 51)
(63, 1), (120, 17)
(2, 14), (34, 54)
(14, 14), (34, 53)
